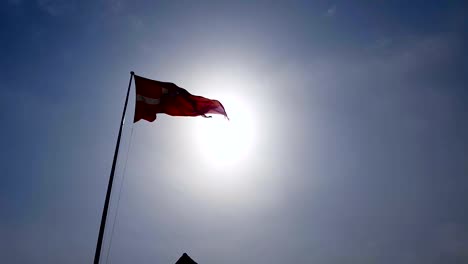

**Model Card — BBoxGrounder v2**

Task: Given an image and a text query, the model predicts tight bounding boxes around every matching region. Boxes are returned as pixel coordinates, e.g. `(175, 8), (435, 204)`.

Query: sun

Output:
(193, 95), (256, 168)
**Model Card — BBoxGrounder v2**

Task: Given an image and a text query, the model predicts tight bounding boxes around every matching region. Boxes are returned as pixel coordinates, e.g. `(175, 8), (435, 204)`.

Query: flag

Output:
(133, 74), (228, 122)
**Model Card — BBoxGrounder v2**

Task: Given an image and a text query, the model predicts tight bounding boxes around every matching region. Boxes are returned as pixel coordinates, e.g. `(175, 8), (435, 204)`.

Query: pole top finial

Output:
(130, 71), (135, 75)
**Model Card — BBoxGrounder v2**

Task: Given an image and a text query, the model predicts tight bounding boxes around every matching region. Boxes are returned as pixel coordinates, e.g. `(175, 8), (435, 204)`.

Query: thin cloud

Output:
(103, 0), (126, 14)
(36, 0), (75, 16)
(375, 37), (392, 48)
(325, 5), (336, 17)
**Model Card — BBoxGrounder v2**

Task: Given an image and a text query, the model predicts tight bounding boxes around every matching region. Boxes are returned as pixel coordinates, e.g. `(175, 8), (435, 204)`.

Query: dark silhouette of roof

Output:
(175, 253), (197, 264)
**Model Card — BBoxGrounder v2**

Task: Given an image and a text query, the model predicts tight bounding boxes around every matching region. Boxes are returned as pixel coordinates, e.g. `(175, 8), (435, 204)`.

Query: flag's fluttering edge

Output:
(133, 74), (228, 122)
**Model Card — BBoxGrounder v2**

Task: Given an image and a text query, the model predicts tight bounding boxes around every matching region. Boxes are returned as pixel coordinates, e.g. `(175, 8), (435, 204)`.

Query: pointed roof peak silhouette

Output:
(175, 253), (197, 264)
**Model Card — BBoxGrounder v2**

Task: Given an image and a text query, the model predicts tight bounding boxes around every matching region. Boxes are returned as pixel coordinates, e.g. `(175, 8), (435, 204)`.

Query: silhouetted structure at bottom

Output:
(175, 253), (197, 264)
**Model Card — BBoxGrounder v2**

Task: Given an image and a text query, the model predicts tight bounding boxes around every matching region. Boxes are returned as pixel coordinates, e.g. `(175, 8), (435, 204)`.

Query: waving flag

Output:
(133, 74), (228, 122)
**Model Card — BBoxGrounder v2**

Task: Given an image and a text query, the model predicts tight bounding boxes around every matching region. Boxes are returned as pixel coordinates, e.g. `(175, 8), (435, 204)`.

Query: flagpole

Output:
(94, 71), (134, 264)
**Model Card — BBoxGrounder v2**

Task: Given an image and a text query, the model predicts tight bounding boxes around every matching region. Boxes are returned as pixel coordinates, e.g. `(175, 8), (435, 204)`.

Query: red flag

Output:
(133, 74), (228, 123)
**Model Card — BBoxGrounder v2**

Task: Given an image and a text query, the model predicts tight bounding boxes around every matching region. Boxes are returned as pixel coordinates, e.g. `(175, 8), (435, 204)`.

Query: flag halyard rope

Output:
(105, 123), (135, 264)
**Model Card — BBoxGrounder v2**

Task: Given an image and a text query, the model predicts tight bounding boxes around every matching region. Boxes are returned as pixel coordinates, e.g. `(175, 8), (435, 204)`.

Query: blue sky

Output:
(1, 1), (467, 263)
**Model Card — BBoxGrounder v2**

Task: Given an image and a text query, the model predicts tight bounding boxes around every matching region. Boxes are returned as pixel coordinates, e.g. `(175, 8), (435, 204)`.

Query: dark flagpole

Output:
(94, 71), (134, 264)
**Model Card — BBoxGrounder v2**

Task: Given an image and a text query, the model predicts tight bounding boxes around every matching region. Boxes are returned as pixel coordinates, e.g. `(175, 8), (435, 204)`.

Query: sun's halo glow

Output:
(194, 96), (256, 168)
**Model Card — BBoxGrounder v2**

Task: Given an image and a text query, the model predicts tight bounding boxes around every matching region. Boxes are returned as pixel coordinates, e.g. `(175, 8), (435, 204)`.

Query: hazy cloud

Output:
(325, 5), (336, 17)
(36, 0), (75, 16)
(376, 33), (461, 77)
(128, 15), (144, 31)
(103, 0), (126, 14)
(375, 37), (393, 48)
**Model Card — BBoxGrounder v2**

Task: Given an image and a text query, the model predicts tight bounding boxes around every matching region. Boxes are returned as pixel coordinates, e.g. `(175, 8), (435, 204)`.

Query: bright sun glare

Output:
(194, 95), (256, 168)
